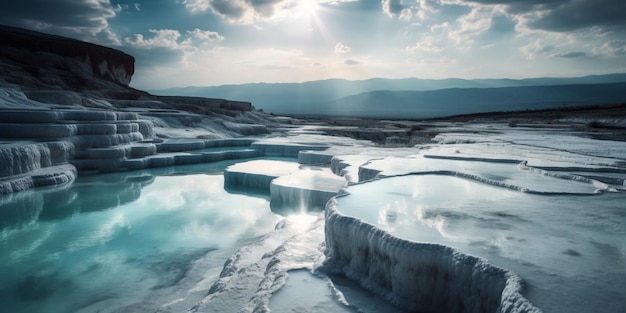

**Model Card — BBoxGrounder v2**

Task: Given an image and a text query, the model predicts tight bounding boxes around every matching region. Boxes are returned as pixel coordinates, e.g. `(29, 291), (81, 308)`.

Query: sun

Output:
(283, 0), (329, 38)
(295, 0), (320, 17)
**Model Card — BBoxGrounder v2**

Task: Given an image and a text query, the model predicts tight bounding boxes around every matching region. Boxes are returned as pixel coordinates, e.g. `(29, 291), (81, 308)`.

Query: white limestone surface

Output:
(325, 172), (625, 313)
(224, 160), (301, 192)
(270, 167), (346, 209)
(358, 155), (611, 194)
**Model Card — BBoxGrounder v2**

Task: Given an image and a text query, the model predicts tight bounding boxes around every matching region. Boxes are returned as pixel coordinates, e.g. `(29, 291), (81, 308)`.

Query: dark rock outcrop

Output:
(0, 26), (281, 194)
(0, 25), (261, 117)
(0, 25), (134, 88)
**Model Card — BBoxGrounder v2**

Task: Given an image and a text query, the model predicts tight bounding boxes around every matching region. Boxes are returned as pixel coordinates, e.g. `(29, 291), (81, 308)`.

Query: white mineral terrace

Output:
(1, 106), (625, 313)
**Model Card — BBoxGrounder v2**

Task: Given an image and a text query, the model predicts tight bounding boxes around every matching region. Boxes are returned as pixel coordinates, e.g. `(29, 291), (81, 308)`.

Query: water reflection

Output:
(0, 160), (282, 313)
(0, 191), (44, 231)
(0, 161), (256, 232)
(336, 174), (626, 313)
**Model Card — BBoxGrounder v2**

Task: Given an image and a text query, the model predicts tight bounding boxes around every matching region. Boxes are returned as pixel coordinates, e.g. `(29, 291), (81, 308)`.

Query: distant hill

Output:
(316, 82), (626, 119)
(149, 74), (626, 119)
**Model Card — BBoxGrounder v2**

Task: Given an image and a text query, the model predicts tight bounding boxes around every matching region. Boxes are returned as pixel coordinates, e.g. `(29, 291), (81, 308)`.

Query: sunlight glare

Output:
(297, 0), (320, 17)
(286, 213), (318, 232)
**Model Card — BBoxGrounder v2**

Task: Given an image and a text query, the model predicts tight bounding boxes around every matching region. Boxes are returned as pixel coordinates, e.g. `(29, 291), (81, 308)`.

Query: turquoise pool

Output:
(0, 161), (282, 313)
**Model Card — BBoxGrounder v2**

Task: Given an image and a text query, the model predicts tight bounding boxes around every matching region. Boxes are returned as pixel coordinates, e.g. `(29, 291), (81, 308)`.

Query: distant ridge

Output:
(317, 82), (626, 119)
(150, 74), (626, 118)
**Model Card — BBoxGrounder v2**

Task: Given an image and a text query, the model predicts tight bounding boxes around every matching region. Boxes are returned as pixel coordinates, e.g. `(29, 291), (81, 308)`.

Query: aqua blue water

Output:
(0, 162), (282, 313)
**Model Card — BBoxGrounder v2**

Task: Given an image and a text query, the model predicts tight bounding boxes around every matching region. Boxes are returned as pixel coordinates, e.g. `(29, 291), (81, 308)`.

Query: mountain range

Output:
(150, 74), (626, 119)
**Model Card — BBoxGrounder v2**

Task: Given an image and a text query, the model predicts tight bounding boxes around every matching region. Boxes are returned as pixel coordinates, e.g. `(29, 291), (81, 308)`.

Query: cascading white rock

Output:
(222, 121), (269, 136)
(0, 107), (266, 192)
(298, 150), (334, 165)
(224, 160), (301, 193)
(322, 199), (542, 313)
(0, 163), (76, 194)
(205, 138), (255, 148)
(157, 138), (206, 152)
(358, 162), (382, 181)
(330, 156), (350, 176)
(251, 142), (327, 158)
(0, 142), (74, 177)
(223, 159), (346, 210)
(156, 138), (256, 153)
(0, 123), (78, 138)
(61, 110), (138, 122)
(269, 168), (345, 209)
(69, 132), (145, 149)
(330, 155), (373, 183)
(0, 110), (63, 123)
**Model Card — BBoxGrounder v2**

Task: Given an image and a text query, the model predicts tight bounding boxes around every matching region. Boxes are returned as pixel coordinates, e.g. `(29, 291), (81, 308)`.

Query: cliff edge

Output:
(0, 25), (134, 89)
(0, 26), (279, 194)
(0, 25), (255, 114)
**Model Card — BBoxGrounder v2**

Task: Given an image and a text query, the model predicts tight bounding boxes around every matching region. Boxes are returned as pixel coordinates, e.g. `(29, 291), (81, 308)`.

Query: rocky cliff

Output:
(0, 26), (280, 194)
(0, 25), (134, 89)
(0, 25), (256, 114)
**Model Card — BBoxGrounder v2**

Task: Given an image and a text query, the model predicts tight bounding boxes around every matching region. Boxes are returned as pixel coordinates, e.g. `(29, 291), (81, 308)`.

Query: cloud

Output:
(382, 0), (407, 17)
(417, 56), (457, 64)
(520, 39), (554, 59)
(431, 22), (451, 32)
(382, 0), (435, 20)
(187, 28), (224, 41)
(526, 0), (626, 32)
(323, 0), (359, 4)
(457, 0), (626, 32)
(556, 51), (586, 58)
(208, 0), (250, 20)
(258, 64), (292, 70)
(448, 6), (495, 44)
(125, 28), (224, 49)
(0, 0), (117, 35)
(334, 42), (351, 53)
(593, 40), (626, 56)
(344, 59), (361, 65)
(456, 0), (567, 14)
(125, 29), (184, 50)
(182, 0), (288, 24)
(254, 48), (304, 57)
(406, 36), (445, 52)
(181, 0), (212, 13)
(123, 28), (224, 66)
(94, 28), (122, 46)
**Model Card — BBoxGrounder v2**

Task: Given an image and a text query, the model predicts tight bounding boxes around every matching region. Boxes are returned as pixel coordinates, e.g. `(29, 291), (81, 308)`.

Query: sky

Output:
(1, 0), (625, 89)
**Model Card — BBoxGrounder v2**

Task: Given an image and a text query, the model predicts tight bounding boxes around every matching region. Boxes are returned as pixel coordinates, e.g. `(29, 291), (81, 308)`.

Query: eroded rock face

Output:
(0, 26), (280, 194)
(0, 26), (259, 115)
(0, 25), (134, 89)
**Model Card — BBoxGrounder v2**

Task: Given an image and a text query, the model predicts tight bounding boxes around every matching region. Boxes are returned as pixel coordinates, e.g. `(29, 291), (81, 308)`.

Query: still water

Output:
(335, 173), (626, 313)
(0, 161), (282, 313)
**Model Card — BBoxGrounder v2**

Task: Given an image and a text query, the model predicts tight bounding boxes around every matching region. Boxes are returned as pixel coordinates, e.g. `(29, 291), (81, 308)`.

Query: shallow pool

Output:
(334, 174), (626, 313)
(0, 162), (282, 313)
